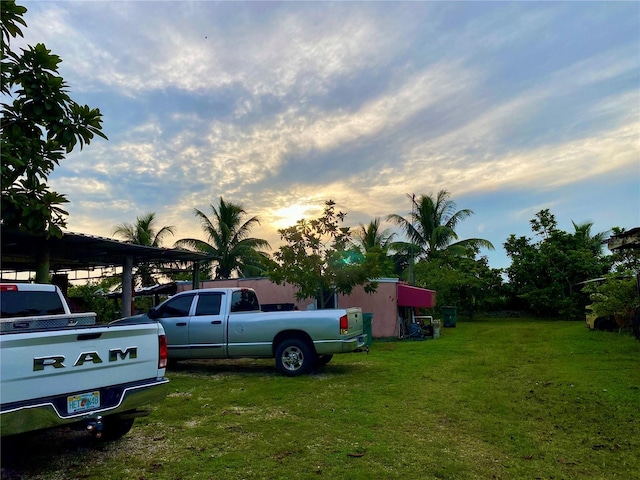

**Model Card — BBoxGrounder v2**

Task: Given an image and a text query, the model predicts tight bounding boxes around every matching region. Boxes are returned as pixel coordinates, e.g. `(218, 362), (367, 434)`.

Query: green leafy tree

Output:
(112, 212), (175, 287)
(174, 197), (270, 279)
(269, 200), (379, 308)
(68, 280), (121, 324)
(1, 1), (107, 237)
(504, 209), (610, 318)
(1, 1), (107, 281)
(414, 248), (505, 317)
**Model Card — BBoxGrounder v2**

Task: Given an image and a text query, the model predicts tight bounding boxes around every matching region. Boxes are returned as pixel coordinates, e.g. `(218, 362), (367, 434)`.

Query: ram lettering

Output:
(33, 347), (138, 371)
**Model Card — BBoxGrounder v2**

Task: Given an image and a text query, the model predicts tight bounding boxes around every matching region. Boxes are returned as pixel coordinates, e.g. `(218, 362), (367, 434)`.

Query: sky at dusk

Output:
(13, 1), (640, 270)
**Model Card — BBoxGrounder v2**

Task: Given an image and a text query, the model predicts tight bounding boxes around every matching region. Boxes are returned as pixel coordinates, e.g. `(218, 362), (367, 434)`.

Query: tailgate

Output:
(344, 307), (364, 337)
(0, 323), (164, 406)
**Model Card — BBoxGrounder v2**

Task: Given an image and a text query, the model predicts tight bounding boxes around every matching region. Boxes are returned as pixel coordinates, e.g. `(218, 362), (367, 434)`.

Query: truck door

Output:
(156, 293), (196, 359)
(188, 292), (227, 358)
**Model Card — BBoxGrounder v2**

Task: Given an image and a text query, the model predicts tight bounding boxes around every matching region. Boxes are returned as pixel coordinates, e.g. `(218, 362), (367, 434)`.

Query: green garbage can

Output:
(363, 313), (373, 347)
(442, 306), (457, 328)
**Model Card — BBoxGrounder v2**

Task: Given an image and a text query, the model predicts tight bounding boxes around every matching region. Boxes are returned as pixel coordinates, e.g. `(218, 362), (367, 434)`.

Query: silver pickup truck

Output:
(115, 287), (367, 376)
(0, 283), (169, 440)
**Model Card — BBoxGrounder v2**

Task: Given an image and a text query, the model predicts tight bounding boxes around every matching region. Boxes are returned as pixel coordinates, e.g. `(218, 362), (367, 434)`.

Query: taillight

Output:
(0, 285), (18, 292)
(340, 314), (349, 333)
(158, 334), (168, 369)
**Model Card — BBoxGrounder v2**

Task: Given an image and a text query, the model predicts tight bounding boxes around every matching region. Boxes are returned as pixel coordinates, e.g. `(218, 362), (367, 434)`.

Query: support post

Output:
(122, 255), (134, 317)
(192, 261), (200, 290)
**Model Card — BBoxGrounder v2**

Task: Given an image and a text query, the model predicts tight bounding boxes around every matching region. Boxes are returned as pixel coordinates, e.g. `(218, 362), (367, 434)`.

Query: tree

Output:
(353, 218), (397, 277)
(572, 221), (608, 256)
(269, 200), (379, 308)
(68, 279), (120, 324)
(354, 218), (395, 252)
(1, 1), (107, 237)
(387, 191), (494, 283)
(504, 209), (611, 318)
(387, 191), (494, 262)
(1, 1), (107, 281)
(414, 249), (505, 317)
(112, 212), (175, 287)
(174, 197), (270, 279)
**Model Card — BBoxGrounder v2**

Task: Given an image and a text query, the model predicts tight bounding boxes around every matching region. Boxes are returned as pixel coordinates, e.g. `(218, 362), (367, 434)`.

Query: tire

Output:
(275, 338), (316, 376)
(98, 416), (135, 441)
(316, 354), (333, 366)
(595, 316), (616, 332)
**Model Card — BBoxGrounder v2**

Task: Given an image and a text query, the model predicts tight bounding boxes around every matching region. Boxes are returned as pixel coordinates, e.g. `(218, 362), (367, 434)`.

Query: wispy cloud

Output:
(21, 0), (638, 269)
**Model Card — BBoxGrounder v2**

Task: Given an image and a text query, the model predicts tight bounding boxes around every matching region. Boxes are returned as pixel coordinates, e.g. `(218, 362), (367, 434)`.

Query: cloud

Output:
(16, 1), (639, 271)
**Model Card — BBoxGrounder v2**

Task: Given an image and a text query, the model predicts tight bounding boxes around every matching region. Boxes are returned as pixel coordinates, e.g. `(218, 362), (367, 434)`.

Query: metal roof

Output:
(605, 227), (640, 251)
(1, 227), (210, 274)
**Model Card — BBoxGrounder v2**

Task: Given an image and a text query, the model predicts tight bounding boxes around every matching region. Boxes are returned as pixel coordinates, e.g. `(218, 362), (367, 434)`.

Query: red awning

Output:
(397, 284), (436, 308)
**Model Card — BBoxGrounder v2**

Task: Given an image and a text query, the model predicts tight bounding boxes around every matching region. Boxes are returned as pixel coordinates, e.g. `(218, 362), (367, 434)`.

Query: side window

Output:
(195, 293), (222, 316)
(230, 290), (260, 313)
(157, 295), (194, 318)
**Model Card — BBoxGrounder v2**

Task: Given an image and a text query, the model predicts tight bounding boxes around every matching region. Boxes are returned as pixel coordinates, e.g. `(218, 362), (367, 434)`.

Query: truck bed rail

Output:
(0, 313), (97, 333)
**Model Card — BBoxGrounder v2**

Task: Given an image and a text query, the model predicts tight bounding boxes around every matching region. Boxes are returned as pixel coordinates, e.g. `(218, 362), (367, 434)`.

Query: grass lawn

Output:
(2, 318), (639, 479)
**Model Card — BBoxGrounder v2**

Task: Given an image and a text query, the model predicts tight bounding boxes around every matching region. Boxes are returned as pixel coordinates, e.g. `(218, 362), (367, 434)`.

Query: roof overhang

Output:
(606, 227), (640, 251)
(1, 227), (210, 274)
(397, 283), (436, 308)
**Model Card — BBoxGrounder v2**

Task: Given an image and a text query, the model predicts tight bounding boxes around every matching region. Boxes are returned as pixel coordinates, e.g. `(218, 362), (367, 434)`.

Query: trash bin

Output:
(432, 319), (441, 338)
(363, 313), (373, 347)
(442, 306), (457, 328)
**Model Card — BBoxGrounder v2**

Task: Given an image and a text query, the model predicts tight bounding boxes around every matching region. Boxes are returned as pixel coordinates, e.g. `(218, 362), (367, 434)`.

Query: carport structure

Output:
(0, 227), (210, 317)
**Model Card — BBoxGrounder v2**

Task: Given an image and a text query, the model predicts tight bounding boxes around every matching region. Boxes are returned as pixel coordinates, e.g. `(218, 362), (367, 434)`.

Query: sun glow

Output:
(271, 204), (313, 230)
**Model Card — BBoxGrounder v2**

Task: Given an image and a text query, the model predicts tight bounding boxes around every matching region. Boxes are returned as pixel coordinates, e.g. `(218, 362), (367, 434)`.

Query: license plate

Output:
(67, 391), (100, 414)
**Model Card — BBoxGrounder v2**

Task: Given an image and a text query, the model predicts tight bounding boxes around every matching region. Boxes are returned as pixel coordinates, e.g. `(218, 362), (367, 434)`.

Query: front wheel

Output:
(275, 339), (316, 376)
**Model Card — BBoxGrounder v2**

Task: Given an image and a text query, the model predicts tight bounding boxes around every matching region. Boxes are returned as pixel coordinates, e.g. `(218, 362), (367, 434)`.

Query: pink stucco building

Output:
(177, 278), (436, 338)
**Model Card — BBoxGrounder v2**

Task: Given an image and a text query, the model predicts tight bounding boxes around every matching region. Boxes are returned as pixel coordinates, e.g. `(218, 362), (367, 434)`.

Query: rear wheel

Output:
(595, 316), (616, 332)
(275, 339), (315, 376)
(98, 416), (135, 441)
(316, 354), (334, 366)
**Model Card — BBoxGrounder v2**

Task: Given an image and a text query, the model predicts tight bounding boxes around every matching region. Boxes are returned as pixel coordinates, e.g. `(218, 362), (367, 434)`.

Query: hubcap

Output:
(282, 346), (303, 371)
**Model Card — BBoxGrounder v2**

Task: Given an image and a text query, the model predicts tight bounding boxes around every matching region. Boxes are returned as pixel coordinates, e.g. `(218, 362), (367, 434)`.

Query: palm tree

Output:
(572, 221), (608, 256)
(354, 218), (396, 253)
(350, 218), (398, 278)
(112, 212), (175, 286)
(387, 190), (494, 262)
(174, 197), (271, 279)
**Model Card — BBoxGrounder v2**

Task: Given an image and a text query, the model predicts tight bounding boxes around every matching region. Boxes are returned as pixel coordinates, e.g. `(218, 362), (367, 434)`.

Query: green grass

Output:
(2, 319), (639, 479)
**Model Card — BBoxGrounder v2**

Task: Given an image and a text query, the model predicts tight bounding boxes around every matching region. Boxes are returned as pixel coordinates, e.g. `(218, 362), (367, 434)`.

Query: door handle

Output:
(211, 320), (222, 325)
(176, 322), (187, 327)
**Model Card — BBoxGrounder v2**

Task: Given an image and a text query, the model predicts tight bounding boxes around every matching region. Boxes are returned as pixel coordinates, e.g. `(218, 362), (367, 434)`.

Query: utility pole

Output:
(410, 193), (415, 286)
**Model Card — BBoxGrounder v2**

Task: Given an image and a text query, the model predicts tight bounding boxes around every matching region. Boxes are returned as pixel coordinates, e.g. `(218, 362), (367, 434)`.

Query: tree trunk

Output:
(35, 238), (50, 283)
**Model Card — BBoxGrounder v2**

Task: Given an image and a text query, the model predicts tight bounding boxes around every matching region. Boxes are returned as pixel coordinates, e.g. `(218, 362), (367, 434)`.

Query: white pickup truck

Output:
(0, 283), (169, 440)
(115, 287), (368, 376)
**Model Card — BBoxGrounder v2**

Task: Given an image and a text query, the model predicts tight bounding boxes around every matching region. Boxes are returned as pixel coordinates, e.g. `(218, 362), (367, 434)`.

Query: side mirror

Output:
(148, 307), (160, 320)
